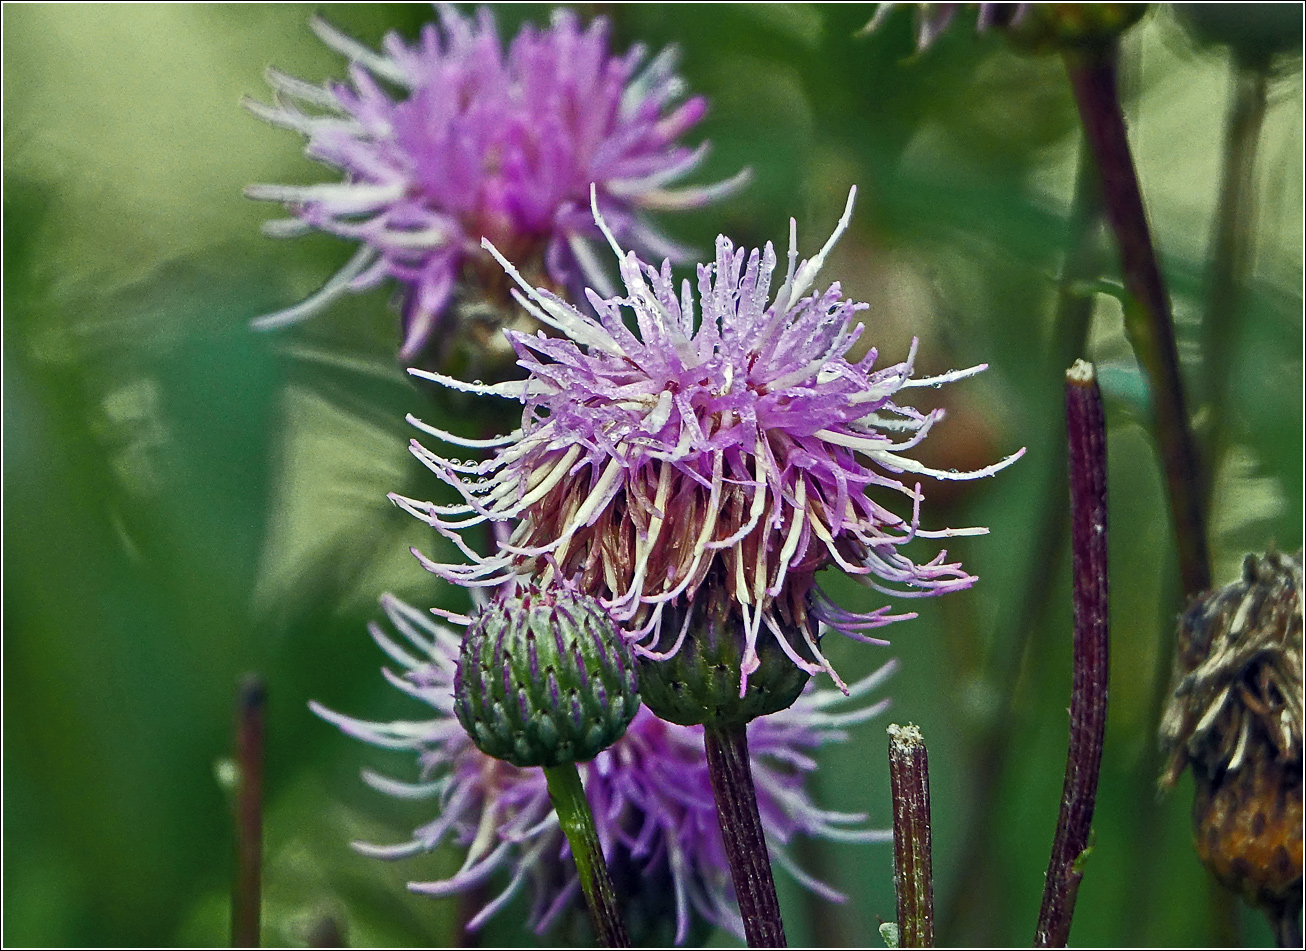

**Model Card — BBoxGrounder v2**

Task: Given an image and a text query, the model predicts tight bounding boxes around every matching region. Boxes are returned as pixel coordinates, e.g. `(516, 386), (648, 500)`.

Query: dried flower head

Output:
(1159, 550), (1303, 915)
(312, 595), (895, 944)
(247, 5), (747, 363)
(393, 188), (1022, 692)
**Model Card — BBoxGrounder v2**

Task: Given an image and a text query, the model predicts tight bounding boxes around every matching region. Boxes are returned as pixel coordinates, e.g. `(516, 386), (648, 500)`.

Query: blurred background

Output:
(4, 3), (1301, 946)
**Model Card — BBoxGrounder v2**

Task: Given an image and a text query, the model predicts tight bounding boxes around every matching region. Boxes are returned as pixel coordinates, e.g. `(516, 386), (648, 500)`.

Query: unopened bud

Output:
(454, 586), (640, 768)
(637, 580), (812, 730)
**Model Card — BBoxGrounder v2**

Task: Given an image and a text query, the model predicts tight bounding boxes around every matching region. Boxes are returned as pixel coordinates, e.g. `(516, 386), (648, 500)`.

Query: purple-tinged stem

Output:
(703, 723), (787, 948)
(543, 762), (630, 948)
(1064, 47), (1211, 598)
(1035, 361), (1110, 948)
(232, 674), (266, 948)
(888, 724), (934, 948)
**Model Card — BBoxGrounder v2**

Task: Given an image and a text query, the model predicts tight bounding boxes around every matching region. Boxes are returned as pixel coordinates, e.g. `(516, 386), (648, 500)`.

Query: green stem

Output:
(1202, 62), (1270, 507)
(542, 762), (630, 948)
(703, 723), (787, 947)
(1064, 47), (1212, 598)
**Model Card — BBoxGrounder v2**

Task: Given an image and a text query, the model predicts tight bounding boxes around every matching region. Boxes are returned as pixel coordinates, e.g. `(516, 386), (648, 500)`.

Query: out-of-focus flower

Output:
(1176, 3), (1304, 70)
(312, 595), (895, 944)
(864, 3), (1144, 55)
(392, 188), (1022, 695)
(247, 5), (747, 364)
(1159, 550), (1303, 919)
(862, 3), (1030, 51)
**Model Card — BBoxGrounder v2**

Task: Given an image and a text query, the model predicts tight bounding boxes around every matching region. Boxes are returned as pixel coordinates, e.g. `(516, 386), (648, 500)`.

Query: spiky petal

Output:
(247, 5), (748, 361)
(312, 595), (895, 944)
(395, 187), (1023, 690)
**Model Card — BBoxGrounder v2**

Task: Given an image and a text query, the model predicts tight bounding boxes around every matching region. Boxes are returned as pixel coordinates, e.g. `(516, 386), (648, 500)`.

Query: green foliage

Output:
(4, 3), (1299, 946)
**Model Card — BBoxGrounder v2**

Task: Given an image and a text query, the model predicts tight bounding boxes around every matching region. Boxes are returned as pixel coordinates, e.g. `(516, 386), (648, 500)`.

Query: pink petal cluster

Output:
(248, 5), (747, 360)
(314, 595), (894, 943)
(395, 189), (1023, 690)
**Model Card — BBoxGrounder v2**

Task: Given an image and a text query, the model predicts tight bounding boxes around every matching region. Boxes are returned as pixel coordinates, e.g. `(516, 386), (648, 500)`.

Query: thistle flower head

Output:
(247, 5), (747, 362)
(394, 188), (1023, 692)
(312, 595), (895, 944)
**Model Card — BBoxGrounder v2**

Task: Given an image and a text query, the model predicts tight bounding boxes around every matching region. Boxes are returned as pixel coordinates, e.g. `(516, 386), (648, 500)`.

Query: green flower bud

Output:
(454, 586), (640, 768)
(637, 578), (813, 730)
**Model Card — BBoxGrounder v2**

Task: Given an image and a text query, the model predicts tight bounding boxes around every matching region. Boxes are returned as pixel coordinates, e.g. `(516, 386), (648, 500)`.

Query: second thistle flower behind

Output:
(246, 5), (746, 366)
(396, 188), (1022, 708)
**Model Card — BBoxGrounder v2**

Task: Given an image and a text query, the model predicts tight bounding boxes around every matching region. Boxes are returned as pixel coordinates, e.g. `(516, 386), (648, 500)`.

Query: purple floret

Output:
(394, 188), (1024, 691)
(312, 594), (896, 943)
(247, 5), (748, 360)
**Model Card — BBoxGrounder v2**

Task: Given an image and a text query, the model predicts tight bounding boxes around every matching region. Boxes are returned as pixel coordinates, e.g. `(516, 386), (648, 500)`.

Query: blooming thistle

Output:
(246, 5), (747, 364)
(392, 187), (1023, 695)
(312, 595), (896, 944)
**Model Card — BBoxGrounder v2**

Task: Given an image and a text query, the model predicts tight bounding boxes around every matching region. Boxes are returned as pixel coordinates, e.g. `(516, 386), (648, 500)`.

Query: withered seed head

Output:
(1159, 549), (1303, 912)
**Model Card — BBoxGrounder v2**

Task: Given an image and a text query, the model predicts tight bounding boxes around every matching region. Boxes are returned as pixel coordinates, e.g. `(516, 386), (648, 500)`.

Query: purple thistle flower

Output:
(312, 594), (895, 944)
(246, 5), (748, 363)
(392, 188), (1023, 691)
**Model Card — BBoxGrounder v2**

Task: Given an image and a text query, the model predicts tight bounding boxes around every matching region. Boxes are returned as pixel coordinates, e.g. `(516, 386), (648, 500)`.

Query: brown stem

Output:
(1035, 361), (1111, 947)
(232, 674), (266, 948)
(888, 724), (934, 948)
(1064, 48), (1211, 598)
(703, 723), (787, 947)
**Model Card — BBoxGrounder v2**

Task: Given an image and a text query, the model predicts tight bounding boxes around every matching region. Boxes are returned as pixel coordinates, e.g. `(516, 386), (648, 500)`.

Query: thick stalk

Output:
(232, 675), (266, 948)
(703, 723), (787, 947)
(1064, 48), (1211, 597)
(542, 762), (630, 948)
(1035, 361), (1110, 947)
(888, 724), (934, 948)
